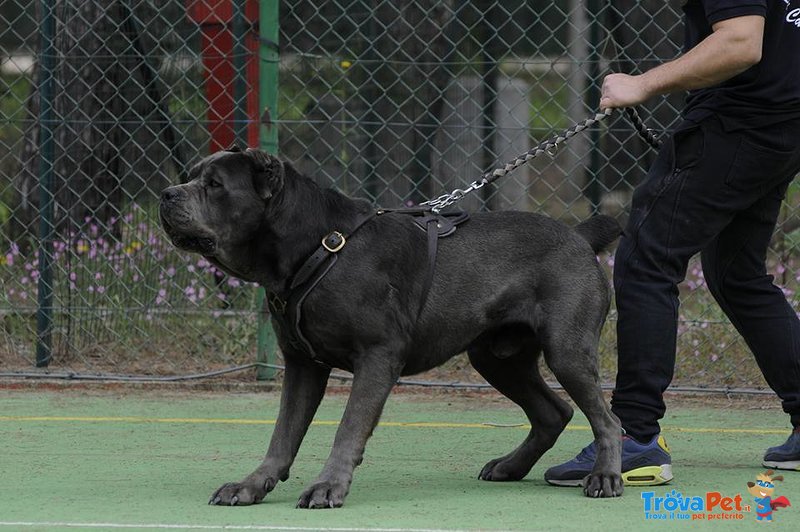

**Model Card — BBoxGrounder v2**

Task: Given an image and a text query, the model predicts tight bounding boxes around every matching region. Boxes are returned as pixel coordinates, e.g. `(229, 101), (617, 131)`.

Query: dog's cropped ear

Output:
(226, 144), (243, 153)
(245, 148), (285, 200)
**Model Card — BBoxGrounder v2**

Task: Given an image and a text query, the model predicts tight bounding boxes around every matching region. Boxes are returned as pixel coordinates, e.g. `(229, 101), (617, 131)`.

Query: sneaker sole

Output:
(622, 464), (673, 486)
(545, 464), (673, 488)
(762, 460), (800, 471)
(545, 477), (585, 487)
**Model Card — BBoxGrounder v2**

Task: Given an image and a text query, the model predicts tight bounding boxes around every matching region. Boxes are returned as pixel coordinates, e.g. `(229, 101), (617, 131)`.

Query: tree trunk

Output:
(15, 0), (179, 243)
(355, 0), (455, 206)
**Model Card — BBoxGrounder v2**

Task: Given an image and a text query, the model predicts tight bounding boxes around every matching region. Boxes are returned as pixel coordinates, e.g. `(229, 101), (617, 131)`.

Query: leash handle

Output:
(624, 107), (662, 150)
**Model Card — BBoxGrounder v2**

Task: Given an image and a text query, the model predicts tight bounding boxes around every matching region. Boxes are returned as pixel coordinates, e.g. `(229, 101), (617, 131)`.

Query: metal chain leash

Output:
(421, 106), (662, 213)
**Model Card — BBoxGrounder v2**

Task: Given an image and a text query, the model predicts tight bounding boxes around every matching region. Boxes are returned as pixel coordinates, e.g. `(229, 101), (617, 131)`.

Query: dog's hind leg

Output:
(544, 327), (623, 498)
(468, 344), (573, 481)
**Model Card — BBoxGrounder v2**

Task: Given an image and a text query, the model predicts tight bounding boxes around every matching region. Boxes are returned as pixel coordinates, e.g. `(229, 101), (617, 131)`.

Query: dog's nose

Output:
(161, 187), (180, 203)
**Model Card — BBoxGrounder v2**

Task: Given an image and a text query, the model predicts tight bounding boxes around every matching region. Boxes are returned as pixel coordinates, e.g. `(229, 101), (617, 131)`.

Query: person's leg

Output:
(702, 180), (800, 471)
(610, 120), (723, 442)
(611, 117), (800, 442)
(701, 182), (800, 429)
(547, 118), (727, 487)
(547, 117), (800, 485)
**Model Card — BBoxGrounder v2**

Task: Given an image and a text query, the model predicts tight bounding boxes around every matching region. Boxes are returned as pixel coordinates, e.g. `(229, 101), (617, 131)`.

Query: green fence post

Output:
(35, 0), (57, 368)
(586, 0), (603, 216)
(255, 0), (280, 381)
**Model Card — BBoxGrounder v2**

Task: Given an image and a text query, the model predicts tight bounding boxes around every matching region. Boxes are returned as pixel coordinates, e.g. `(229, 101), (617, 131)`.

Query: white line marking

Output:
(0, 522), (465, 532)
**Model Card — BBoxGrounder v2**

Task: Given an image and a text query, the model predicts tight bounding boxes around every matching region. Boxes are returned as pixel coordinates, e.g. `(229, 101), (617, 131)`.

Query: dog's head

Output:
(159, 146), (284, 276)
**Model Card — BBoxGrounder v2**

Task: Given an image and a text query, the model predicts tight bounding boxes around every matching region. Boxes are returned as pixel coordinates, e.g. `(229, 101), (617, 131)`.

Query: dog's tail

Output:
(576, 215), (622, 253)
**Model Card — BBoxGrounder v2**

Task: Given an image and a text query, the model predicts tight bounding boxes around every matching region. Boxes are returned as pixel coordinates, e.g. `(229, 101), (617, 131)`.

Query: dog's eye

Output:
(207, 180), (223, 189)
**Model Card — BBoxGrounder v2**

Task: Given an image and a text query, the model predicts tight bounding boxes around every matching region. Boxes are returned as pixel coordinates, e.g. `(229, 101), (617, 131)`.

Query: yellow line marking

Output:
(0, 416), (490, 429)
(0, 415), (790, 434)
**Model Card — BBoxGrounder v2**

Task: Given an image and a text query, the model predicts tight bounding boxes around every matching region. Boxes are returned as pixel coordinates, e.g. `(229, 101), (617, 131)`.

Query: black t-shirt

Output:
(682, 0), (800, 130)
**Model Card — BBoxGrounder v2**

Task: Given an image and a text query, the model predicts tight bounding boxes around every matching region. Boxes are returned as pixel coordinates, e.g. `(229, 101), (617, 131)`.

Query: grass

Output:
(1, 388), (798, 531)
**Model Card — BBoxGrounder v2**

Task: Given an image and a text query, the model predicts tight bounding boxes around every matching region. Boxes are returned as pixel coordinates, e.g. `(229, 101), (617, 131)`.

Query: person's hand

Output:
(599, 73), (651, 110)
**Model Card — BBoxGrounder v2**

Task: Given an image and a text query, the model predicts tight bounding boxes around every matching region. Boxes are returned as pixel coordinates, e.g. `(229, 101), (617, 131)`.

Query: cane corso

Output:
(159, 147), (624, 507)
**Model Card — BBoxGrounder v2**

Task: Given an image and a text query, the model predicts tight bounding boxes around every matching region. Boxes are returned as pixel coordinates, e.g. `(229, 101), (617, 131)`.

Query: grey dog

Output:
(159, 147), (624, 508)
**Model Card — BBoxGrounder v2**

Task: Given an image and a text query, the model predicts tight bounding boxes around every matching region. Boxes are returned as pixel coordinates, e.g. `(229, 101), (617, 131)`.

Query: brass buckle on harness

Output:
(322, 231), (346, 253)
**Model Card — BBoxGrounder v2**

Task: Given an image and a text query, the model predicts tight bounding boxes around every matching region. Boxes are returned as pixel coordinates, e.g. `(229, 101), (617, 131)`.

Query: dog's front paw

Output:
(478, 455), (528, 481)
(296, 479), (349, 509)
(209, 480), (270, 506)
(582, 472), (624, 498)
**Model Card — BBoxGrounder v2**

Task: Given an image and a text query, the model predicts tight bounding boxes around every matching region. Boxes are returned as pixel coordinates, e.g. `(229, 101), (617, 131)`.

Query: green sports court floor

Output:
(0, 386), (798, 531)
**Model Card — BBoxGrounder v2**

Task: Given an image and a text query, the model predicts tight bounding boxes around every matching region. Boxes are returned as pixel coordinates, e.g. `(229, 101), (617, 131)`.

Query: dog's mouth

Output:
(159, 211), (217, 256)
(172, 234), (217, 255)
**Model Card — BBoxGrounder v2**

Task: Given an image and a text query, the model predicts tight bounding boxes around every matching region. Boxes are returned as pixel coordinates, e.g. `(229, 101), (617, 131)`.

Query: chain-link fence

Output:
(1, 1), (798, 389)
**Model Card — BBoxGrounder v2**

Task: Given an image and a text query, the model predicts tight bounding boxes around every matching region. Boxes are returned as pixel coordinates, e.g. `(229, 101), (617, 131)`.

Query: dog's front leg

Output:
(210, 357), (330, 506)
(296, 357), (400, 509)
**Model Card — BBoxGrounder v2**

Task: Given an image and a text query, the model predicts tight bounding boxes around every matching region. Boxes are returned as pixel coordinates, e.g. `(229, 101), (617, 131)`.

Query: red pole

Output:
(187, 0), (260, 151)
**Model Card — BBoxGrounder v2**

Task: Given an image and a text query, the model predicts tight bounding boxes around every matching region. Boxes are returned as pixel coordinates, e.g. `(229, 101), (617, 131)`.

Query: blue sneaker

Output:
(545, 434), (673, 487)
(762, 428), (800, 471)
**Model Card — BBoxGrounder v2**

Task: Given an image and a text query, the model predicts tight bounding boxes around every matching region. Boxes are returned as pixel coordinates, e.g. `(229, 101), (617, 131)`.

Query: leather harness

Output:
(265, 208), (469, 365)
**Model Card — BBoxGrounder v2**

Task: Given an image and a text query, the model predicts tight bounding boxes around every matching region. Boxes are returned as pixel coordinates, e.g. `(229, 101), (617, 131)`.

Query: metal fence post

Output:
(361, 3), (380, 202)
(481, 3), (499, 211)
(586, 0), (603, 215)
(232, 0), (248, 144)
(255, 0), (280, 381)
(35, 0), (57, 368)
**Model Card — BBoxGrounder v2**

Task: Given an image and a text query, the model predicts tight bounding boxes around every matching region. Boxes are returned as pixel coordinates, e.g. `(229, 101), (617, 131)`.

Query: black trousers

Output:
(610, 115), (800, 441)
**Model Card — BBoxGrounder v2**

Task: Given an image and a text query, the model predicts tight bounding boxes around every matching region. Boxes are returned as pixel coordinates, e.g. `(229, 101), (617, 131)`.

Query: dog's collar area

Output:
(289, 215), (375, 293)
(265, 211), (377, 366)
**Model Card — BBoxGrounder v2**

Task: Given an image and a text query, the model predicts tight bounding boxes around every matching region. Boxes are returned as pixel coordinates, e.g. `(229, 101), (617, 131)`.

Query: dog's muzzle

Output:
(159, 187), (217, 255)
